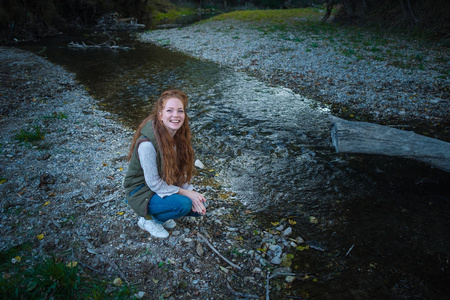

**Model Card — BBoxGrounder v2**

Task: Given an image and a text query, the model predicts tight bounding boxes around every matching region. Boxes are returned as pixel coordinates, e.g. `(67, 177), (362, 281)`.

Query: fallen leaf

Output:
(152, 278), (159, 284)
(44, 201), (50, 206)
(296, 245), (309, 251)
(11, 256), (21, 264)
(219, 266), (229, 273)
(117, 212), (125, 215)
(113, 278), (122, 286)
(66, 261), (77, 268)
(271, 222), (279, 226)
(37, 234), (44, 240)
(309, 216), (318, 224)
(288, 219), (296, 225)
(119, 167), (123, 171)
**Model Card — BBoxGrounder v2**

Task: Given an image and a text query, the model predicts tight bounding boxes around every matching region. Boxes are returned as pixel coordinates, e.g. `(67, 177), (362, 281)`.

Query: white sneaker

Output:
(163, 219), (176, 229)
(138, 217), (169, 238)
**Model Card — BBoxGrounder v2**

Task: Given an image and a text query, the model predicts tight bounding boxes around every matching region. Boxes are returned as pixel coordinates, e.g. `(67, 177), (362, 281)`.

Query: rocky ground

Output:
(139, 18), (449, 141)
(0, 46), (309, 299)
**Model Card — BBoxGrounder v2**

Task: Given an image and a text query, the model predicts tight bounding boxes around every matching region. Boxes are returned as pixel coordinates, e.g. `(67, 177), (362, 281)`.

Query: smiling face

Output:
(159, 97), (185, 136)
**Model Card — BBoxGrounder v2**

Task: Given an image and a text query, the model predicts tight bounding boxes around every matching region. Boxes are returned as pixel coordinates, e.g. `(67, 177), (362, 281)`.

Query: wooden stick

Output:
(196, 232), (242, 270)
(226, 283), (259, 299)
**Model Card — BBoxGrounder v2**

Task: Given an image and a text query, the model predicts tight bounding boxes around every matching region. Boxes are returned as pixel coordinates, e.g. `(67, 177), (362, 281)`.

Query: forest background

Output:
(0, 0), (449, 44)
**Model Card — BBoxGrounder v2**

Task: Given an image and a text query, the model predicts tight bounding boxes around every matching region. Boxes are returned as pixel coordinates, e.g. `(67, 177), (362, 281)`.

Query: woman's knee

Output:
(168, 194), (192, 214)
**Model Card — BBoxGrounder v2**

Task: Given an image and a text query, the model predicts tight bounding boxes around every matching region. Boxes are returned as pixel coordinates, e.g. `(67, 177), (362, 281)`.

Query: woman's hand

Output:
(178, 188), (206, 215)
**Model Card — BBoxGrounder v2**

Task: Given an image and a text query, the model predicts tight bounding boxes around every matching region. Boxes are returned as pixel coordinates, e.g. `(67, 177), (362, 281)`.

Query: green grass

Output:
(209, 7), (322, 24)
(153, 7), (197, 22)
(14, 126), (45, 142)
(0, 248), (136, 299)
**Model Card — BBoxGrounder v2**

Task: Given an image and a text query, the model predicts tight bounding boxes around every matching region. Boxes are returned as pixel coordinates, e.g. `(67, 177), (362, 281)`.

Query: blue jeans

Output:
(148, 193), (202, 223)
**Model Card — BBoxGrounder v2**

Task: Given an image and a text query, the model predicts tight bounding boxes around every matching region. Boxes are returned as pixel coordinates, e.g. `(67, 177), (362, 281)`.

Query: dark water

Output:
(18, 33), (450, 299)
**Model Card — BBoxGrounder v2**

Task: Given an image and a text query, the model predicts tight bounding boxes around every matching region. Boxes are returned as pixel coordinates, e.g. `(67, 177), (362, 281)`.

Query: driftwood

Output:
(330, 117), (450, 172)
(67, 41), (131, 51)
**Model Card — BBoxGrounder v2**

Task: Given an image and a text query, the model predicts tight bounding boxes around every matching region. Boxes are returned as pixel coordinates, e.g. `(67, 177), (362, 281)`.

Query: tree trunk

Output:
(342, 0), (355, 17)
(330, 117), (450, 172)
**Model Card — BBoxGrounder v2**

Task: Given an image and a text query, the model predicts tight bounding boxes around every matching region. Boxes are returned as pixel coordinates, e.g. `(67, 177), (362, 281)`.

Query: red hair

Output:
(127, 90), (195, 186)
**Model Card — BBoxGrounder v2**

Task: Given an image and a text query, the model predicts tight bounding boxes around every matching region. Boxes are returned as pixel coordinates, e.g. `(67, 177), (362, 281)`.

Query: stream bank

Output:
(139, 18), (449, 142)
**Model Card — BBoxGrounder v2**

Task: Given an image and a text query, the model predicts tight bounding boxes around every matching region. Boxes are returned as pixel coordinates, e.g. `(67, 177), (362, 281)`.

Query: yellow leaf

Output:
(11, 256), (21, 264)
(48, 192), (56, 197)
(66, 261), (78, 268)
(0, 179), (6, 184)
(117, 212), (125, 215)
(271, 222), (279, 226)
(44, 201), (50, 206)
(119, 167), (123, 171)
(103, 163), (108, 167)
(296, 245), (309, 251)
(152, 278), (159, 284)
(257, 248), (267, 252)
(113, 278), (122, 286)
(288, 219), (296, 225)
(350, 114), (354, 117)
(309, 216), (318, 224)
(37, 234), (44, 240)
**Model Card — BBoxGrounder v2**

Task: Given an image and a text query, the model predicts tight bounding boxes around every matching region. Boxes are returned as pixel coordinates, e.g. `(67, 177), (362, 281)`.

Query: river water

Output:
(19, 33), (450, 299)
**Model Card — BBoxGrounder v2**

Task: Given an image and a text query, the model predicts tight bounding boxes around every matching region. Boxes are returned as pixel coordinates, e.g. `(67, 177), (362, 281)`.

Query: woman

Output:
(124, 90), (206, 238)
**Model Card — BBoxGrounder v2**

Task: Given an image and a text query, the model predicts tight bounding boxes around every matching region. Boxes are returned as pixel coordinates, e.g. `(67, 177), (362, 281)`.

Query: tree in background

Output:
(0, 0), (155, 42)
(321, 0), (450, 39)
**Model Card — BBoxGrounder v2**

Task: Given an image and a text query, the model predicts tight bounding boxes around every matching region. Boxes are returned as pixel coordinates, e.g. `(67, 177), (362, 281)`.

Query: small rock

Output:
(283, 227), (292, 236)
(196, 243), (204, 256)
(194, 159), (205, 169)
(285, 275), (296, 283)
(134, 291), (146, 299)
(270, 257), (282, 265)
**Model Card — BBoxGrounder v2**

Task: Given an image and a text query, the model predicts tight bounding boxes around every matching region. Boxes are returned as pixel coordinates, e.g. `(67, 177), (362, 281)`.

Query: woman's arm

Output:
(138, 141), (180, 197)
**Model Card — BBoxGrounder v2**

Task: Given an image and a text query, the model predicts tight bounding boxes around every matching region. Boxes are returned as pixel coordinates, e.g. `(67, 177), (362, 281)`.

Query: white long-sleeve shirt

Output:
(137, 141), (192, 198)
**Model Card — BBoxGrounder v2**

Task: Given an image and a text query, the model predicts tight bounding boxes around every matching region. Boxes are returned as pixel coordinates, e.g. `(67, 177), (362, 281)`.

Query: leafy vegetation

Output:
(0, 246), (136, 299)
(14, 126), (45, 142)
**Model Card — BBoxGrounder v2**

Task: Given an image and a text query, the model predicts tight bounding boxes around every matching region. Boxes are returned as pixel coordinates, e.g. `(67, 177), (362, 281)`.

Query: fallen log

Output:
(330, 117), (450, 172)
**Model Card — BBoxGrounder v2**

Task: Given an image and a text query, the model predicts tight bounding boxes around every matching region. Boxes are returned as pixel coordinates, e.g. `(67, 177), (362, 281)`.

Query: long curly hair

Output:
(127, 90), (195, 186)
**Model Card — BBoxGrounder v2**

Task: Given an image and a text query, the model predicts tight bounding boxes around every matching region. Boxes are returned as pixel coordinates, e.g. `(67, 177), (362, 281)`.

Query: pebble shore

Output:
(139, 19), (449, 137)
